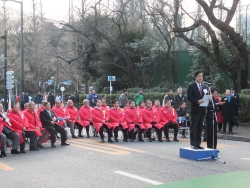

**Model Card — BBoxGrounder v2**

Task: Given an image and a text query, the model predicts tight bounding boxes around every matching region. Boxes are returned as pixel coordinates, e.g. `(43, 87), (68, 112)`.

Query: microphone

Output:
(203, 81), (211, 85)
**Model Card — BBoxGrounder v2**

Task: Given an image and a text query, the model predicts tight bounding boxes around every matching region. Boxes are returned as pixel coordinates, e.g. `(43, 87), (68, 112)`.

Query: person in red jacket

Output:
(79, 99), (92, 138)
(143, 100), (163, 142)
(109, 100), (129, 142)
(137, 101), (146, 112)
(159, 99), (179, 142)
(215, 94), (223, 131)
(37, 100), (46, 118)
(65, 100), (79, 138)
(24, 101), (46, 148)
(101, 99), (110, 111)
(52, 100), (77, 138)
(91, 99), (113, 143)
(8, 102), (39, 151)
(125, 100), (145, 142)
(152, 99), (162, 113)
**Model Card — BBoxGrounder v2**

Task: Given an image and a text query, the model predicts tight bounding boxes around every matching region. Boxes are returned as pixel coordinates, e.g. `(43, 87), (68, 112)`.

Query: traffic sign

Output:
(6, 76), (14, 80)
(108, 76), (116, 81)
(60, 87), (65, 91)
(48, 79), (52, 85)
(67, 80), (71, 85)
(6, 85), (14, 90)
(6, 80), (14, 85)
(6, 71), (14, 75)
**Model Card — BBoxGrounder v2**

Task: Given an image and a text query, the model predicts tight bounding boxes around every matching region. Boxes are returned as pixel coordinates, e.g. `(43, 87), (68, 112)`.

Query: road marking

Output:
(114, 171), (163, 185)
(241, 158), (250, 161)
(0, 161), (13, 171)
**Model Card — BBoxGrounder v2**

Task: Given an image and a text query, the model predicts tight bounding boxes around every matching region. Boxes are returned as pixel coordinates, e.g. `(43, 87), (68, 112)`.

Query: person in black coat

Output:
(230, 87), (240, 117)
(187, 70), (207, 149)
(174, 87), (187, 109)
(40, 102), (69, 147)
(221, 89), (237, 133)
(20, 92), (29, 110)
(176, 101), (190, 138)
(74, 91), (80, 109)
(163, 89), (175, 107)
(47, 93), (55, 107)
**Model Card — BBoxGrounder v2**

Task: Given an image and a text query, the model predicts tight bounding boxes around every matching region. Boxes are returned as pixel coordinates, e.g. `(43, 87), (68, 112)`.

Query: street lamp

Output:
(2, 0), (24, 95)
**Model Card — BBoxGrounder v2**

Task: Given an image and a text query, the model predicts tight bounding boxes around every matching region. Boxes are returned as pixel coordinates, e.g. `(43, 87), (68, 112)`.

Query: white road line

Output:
(114, 171), (163, 185)
(241, 158), (250, 161)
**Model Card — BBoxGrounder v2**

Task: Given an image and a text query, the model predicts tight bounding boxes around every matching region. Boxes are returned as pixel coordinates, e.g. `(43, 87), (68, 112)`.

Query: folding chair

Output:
(177, 117), (189, 138)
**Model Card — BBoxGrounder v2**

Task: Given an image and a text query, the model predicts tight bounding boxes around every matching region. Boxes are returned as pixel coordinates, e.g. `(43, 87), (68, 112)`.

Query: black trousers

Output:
(146, 128), (152, 139)
(190, 111), (205, 146)
(206, 118), (217, 149)
(44, 124), (67, 145)
(164, 122), (178, 138)
(129, 129), (134, 139)
(153, 125), (163, 139)
(114, 125), (128, 140)
(223, 116), (233, 132)
(218, 123), (222, 130)
(25, 131), (37, 148)
(99, 124), (112, 139)
(134, 125), (143, 140)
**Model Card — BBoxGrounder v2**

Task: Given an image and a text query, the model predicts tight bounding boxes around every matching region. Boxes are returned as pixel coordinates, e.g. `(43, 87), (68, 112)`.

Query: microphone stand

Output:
(197, 84), (226, 164)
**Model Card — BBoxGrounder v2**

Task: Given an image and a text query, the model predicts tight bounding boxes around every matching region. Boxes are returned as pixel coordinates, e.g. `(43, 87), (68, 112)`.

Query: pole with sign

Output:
(108, 76), (116, 94)
(61, 86), (65, 102)
(6, 71), (14, 110)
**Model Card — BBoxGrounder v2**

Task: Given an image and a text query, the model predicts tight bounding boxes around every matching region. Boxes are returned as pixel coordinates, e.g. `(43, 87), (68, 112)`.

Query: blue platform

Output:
(180, 147), (218, 161)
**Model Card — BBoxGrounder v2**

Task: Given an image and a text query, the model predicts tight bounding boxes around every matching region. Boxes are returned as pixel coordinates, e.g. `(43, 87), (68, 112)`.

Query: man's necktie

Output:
(199, 85), (202, 97)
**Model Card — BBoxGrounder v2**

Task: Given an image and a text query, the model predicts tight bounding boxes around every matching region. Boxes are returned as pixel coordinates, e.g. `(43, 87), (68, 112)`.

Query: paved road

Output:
(0, 135), (250, 188)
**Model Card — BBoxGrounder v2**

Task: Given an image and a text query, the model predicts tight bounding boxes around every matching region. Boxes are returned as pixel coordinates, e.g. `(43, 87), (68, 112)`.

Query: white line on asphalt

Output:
(114, 171), (163, 185)
(241, 158), (250, 161)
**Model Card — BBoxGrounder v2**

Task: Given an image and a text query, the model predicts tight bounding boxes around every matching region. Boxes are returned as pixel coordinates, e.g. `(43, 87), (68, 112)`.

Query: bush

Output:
(238, 94), (250, 123)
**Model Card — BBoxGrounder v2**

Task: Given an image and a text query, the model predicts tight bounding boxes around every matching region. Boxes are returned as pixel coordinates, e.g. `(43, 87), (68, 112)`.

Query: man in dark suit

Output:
(187, 70), (207, 149)
(230, 87), (240, 117)
(163, 89), (175, 107)
(221, 89), (237, 133)
(174, 87), (187, 109)
(40, 102), (69, 148)
(20, 92), (29, 110)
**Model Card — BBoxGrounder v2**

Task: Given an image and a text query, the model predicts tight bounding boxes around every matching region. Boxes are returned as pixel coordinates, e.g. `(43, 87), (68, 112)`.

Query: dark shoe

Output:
(148, 138), (152, 142)
(151, 138), (156, 141)
(11, 149), (21, 154)
(229, 131), (233, 134)
(158, 138), (163, 142)
(197, 145), (204, 149)
(37, 144), (44, 148)
(30, 147), (40, 151)
(166, 138), (170, 142)
(108, 139), (114, 143)
(51, 144), (56, 148)
(78, 134), (84, 138)
(87, 135), (90, 138)
(181, 135), (186, 138)
(123, 139), (128, 142)
(100, 138), (105, 143)
(61, 142), (70, 146)
(1, 152), (7, 157)
(173, 137), (179, 142)
(138, 139), (144, 142)
(130, 139), (134, 142)
(191, 145), (198, 150)
(72, 135), (78, 139)
(20, 150), (26, 153)
(203, 139), (207, 142)
(222, 131), (225, 133)
(114, 138), (119, 142)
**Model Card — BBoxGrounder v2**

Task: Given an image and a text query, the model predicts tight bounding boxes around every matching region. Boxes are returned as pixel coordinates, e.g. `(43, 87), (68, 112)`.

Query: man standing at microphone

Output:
(187, 71), (206, 149)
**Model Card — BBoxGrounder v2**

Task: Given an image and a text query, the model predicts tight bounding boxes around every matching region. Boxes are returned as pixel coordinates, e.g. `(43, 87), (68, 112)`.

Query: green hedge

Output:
(79, 93), (250, 123)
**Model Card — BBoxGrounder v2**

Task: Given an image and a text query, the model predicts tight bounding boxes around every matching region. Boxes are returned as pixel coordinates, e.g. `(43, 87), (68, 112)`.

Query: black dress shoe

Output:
(166, 138), (170, 142)
(37, 144), (44, 148)
(0, 154), (2, 158)
(108, 139), (114, 143)
(222, 131), (225, 133)
(173, 138), (179, 142)
(21, 150), (26, 153)
(51, 144), (56, 148)
(87, 135), (90, 138)
(123, 139), (128, 142)
(61, 142), (70, 146)
(30, 147), (40, 151)
(114, 138), (119, 142)
(158, 139), (163, 142)
(138, 139), (144, 142)
(191, 145), (198, 150)
(229, 131), (234, 133)
(11, 149), (21, 154)
(100, 138), (105, 143)
(78, 134), (84, 138)
(1, 152), (7, 157)
(197, 145), (204, 149)
(72, 135), (78, 139)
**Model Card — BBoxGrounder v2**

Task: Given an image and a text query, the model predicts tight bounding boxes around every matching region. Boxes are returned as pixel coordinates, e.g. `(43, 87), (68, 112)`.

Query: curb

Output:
(217, 134), (250, 142)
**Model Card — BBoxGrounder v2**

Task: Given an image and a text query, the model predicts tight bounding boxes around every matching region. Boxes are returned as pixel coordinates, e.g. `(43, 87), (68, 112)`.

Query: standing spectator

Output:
(35, 92), (43, 107)
(163, 89), (175, 107)
(119, 89), (128, 108)
(230, 87), (240, 117)
(133, 88), (144, 106)
(48, 93), (55, 108)
(174, 87), (187, 109)
(87, 89), (99, 108)
(55, 93), (61, 101)
(20, 92), (29, 110)
(45, 92), (49, 100)
(28, 93), (32, 102)
(74, 91), (80, 109)
(64, 92), (69, 102)
(221, 89), (237, 133)
(215, 93), (223, 131)
(101, 95), (106, 100)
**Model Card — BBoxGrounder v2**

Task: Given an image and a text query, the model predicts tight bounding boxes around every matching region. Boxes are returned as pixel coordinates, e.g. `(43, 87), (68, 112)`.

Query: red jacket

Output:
(66, 106), (78, 122)
(215, 95), (223, 123)
(37, 106), (44, 118)
(159, 106), (178, 126)
(142, 108), (163, 130)
(91, 107), (112, 132)
(52, 106), (70, 119)
(23, 109), (43, 130)
(109, 107), (128, 129)
(152, 105), (162, 114)
(79, 106), (92, 127)
(125, 107), (144, 131)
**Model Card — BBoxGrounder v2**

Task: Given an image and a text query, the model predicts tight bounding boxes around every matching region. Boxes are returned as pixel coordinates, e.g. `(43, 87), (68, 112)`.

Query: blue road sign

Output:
(108, 76), (116, 82)
(48, 79), (52, 85)
(67, 80), (71, 85)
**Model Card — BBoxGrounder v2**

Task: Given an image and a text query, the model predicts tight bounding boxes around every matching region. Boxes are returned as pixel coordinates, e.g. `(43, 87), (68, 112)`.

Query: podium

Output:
(180, 147), (218, 161)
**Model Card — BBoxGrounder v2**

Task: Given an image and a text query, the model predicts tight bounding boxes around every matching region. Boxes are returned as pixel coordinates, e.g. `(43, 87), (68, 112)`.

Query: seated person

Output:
(137, 101), (146, 112)
(125, 100), (145, 142)
(123, 100), (130, 112)
(159, 99), (179, 142)
(142, 99), (163, 142)
(52, 100), (76, 138)
(176, 101), (190, 138)
(109, 100), (129, 142)
(24, 101), (47, 148)
(91, 99), (113, 143)
(40, 102), (69, 147)
(8, 102), (39, 151)
(101, 99), (110, 111)
(0, 104), (21, 154)
(23, 103), (29, 110)
(79, 99), (92, 138)
(37, 100), (46, 118)
(152, 99), (162, 113)
(65, 100), (79, 139)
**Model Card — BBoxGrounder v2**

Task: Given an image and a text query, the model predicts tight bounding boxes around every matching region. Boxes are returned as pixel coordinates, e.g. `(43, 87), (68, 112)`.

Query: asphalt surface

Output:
(1, 133), (250, 188)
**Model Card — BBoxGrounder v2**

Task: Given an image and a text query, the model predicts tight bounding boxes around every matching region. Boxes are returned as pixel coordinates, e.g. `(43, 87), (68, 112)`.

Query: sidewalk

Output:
(217, 123), (250, 142)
